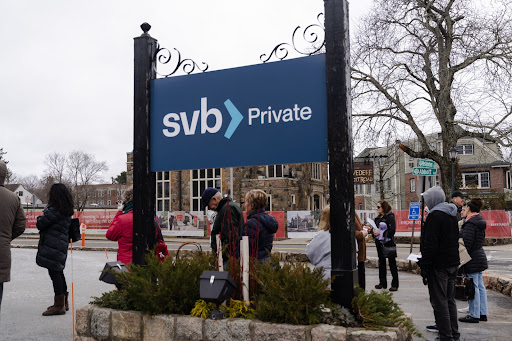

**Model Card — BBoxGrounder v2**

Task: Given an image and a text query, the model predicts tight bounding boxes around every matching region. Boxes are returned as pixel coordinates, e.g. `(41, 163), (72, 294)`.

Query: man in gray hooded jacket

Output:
(420, 186), (460, 341)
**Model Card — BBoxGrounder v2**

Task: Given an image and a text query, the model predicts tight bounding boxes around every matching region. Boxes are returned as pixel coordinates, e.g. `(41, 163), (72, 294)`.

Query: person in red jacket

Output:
(106, 188), (133, 264)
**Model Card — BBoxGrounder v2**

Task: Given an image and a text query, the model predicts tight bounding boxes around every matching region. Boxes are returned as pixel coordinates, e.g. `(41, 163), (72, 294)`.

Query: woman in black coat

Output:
(36, 183), (74, 316)
(458, 198), (488, 324)
(372, 200), (399, 291)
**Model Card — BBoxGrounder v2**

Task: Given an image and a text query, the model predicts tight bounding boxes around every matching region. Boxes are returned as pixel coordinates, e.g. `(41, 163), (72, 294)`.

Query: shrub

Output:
(352, 287), (421, 337)
(251, 254), (330, 325)
(91, 250), (215, 315)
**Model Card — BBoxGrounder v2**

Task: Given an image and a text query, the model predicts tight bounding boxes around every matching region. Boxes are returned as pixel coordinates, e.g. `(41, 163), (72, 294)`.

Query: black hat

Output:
(451, 191), (465, 199)
(201, 187), (219, 210)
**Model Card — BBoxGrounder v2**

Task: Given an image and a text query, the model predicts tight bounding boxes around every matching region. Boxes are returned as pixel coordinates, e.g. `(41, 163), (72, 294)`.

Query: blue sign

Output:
(150, 54), (327, 171)
(408, 202), (421, 220)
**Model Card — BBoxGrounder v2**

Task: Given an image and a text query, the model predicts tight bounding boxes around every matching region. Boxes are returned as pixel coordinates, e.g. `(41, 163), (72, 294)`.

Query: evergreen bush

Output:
(91, 250), (215, 315)
(251, 254), (330, 325)
(352, 287), (421, 337)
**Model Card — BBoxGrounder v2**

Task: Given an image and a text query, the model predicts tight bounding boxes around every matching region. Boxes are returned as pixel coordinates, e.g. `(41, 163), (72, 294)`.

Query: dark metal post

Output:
(324, 0), (357, 308)
(451, 160), (455, 194)
(133, 23), (157, 265)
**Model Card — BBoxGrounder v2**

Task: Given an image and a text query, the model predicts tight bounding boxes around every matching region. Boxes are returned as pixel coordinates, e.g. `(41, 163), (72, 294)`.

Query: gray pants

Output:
(427, 266), (460, 341)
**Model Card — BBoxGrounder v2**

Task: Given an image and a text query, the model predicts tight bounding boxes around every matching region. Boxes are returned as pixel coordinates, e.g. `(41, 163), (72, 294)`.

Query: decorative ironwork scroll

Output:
(260, 13), (325, 63)
(153, 45), (208, 77)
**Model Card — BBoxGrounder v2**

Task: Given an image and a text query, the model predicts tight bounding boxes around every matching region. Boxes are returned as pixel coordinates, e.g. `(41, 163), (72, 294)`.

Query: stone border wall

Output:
(76, 305), (413, 341)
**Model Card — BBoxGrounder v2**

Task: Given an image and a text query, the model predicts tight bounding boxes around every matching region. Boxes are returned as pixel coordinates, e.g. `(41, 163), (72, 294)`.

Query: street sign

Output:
(150, 54), (327, 171)
(408, 202), (421, 220)
(418, 159), (435, 168)
(413, 167), (437, 176)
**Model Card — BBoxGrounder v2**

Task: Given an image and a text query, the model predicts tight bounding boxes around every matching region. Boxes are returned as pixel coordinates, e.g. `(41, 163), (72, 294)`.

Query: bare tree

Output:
(67, 150), (108, 211)
(44, 152), (67, 183)
(42, 150), (108, 210)
(351, 0), (512, 196)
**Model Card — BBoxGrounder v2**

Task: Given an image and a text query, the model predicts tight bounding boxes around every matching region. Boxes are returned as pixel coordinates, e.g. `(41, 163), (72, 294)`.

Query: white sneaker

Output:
(458, 306), (469, 313)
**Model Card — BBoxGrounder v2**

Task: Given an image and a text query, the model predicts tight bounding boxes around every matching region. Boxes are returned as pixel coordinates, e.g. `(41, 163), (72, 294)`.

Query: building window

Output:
(267, 164), (284, 178)
(410, 178), (415, 192)
(358, 203), (363, 210)
(191, 168), (221, 211)
(366, 183), (372, 194)
(18, 191), (23, 196)
(386, 178), (391, 192)
(462, 172), (490, 189)
(313, 194), (320, 210)
(156, 171), (171, 212)
(311, 163), (321, 180)
(507, 170), (512, 189)
(291, 194), (296, 205)
(266, 194), (272, 211)
(107, 190), (111, 196)
(100, 200), (104, 205)
(375, 180), (378, 193)
(456, 144), (474, 155)
(107, 200), (111, 205)
(98, 190), (104, 197)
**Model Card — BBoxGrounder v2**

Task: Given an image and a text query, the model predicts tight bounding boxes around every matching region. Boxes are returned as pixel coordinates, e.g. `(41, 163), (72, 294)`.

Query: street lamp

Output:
(449, 147), (458, 194)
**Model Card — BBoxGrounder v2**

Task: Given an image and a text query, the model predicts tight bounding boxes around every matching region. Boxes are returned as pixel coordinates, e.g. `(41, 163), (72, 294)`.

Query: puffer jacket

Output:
(36, 206), (71, 271)
(106, 210), (134, 264)
(239, 208), (278, 260)
(460, 214), (488, 274)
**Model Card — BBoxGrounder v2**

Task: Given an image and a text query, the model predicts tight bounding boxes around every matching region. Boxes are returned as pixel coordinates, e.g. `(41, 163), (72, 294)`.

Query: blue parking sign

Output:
(408, 202), (421, 220)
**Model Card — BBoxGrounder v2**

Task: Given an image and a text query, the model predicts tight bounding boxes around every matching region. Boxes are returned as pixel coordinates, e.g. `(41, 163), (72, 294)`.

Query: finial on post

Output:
(140, 22), (151, 35)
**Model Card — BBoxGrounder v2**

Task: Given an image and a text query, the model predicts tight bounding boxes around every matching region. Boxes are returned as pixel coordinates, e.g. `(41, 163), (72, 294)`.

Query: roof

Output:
(4, 184), (20, 191)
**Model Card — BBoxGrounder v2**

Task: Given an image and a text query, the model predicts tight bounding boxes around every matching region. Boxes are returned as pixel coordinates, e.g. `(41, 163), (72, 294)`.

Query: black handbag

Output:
(99, 261), (129, 289)
(69, 218), (81, 243)
(455, 275), (475, 301)
(382, 242), (397, 258)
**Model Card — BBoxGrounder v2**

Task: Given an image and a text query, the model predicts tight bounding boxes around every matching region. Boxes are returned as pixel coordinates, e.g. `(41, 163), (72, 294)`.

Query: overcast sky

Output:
(0, 0), (372, 182)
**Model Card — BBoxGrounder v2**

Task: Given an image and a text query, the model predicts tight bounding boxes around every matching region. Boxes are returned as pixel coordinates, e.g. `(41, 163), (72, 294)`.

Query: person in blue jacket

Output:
(238, 189), (278, 262)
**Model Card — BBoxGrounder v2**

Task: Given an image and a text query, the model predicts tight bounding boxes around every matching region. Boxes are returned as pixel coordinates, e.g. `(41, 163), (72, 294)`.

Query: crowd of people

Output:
(0, 158), (493, 340)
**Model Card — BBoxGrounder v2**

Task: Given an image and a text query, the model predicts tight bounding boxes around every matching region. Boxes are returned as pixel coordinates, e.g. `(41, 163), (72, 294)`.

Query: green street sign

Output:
(418, 159), (435, 168)
(413, 167), (437, 176)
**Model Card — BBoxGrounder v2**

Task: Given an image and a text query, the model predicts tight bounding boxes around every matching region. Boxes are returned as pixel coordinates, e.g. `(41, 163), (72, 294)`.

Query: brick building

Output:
(126, 152), (329, 212)
(355, 134), (512, 210)
(77, 183), (129, 208)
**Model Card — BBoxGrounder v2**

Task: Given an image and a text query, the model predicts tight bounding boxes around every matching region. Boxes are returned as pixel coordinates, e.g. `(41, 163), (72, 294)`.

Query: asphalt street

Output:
(1, 247), (511, 340)
(14, 235), (512, 276)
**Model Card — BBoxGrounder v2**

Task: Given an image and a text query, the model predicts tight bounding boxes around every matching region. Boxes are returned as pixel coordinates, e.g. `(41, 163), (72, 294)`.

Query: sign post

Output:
(325, 0), (357, 309)
(407, 202), (420, 270)
(133, 23), (158, 265)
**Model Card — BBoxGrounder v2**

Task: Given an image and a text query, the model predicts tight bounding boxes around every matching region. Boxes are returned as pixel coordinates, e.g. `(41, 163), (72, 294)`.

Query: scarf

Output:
(123, 201), (133, 214)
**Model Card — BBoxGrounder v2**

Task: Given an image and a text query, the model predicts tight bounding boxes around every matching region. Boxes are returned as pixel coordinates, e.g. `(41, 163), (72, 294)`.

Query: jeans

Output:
(467, 272), (488, 318)
(427, 266), (460, 341)
(375, 241), (399, 288)
(48, 269), (67, 296)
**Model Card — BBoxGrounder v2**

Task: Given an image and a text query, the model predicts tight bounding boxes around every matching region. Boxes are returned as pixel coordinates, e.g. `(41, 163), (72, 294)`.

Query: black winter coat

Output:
(237, 208), (278, 260)
(420, 210), (459, 271)
(374, 211), (396, 246)
(36, 207), (71, 271)
(460, 214), (488, 274)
